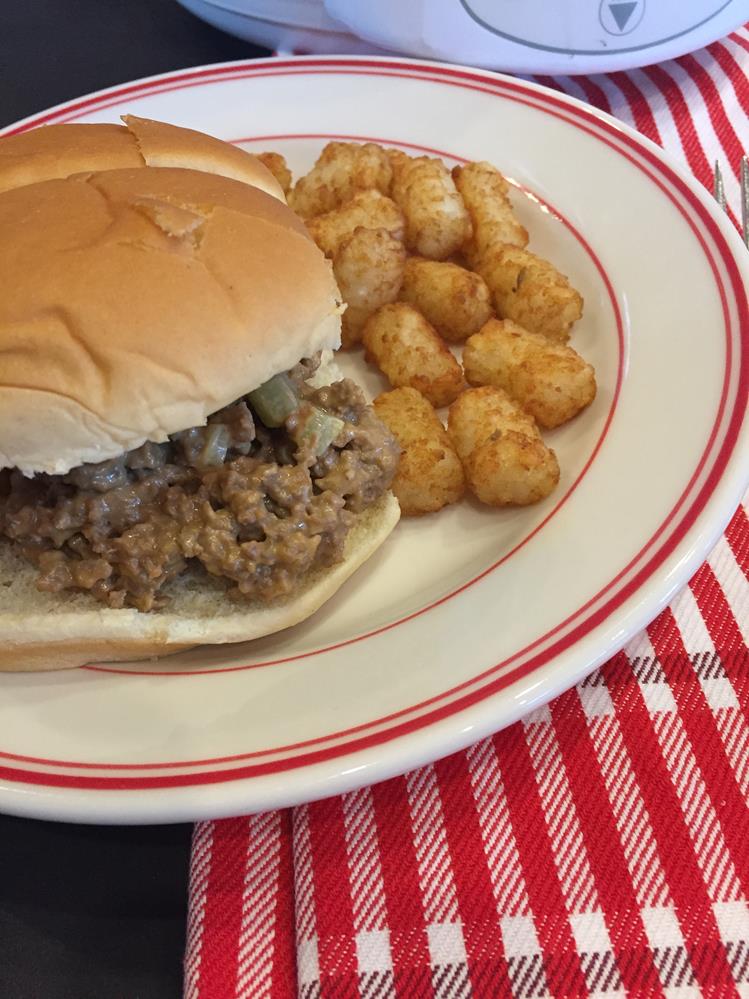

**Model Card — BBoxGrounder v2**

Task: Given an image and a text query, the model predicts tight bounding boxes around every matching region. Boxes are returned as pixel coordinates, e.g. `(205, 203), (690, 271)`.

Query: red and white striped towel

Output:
(185, 27), (749, 998)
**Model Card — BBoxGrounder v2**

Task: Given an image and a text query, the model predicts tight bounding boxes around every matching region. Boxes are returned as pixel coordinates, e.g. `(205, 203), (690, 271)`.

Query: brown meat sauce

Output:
(0, 360), (399, 611)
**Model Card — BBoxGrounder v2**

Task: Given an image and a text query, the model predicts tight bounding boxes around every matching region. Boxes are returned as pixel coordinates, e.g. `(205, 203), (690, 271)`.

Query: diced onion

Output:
(197, 424), (231, 467)
(249, 374), (299, 427)
(295, 405), (345, 457)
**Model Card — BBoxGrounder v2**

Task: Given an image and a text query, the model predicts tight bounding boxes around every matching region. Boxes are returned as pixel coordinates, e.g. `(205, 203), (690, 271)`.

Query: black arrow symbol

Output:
(609, 2), (638, 31)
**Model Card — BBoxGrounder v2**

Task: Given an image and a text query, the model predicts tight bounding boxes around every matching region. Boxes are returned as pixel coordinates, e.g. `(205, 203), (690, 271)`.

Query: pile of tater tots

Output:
(258, 143), (597, 516)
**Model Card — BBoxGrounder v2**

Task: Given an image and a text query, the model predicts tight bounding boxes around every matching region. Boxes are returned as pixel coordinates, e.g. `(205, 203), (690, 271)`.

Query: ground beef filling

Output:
(0, 364), (399, 611)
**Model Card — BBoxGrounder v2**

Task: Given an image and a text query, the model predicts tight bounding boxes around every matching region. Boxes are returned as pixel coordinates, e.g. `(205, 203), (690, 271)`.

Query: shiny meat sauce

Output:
(0, 361), (399, 611)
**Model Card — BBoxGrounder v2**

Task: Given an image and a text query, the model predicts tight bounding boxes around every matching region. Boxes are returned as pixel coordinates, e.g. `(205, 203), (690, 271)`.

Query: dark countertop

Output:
(0, 2), (270, 996)
(2, 0), (267, 128)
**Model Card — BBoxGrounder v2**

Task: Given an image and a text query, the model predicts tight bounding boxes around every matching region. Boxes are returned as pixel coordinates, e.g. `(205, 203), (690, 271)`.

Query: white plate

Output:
(0, 57), (747, 824)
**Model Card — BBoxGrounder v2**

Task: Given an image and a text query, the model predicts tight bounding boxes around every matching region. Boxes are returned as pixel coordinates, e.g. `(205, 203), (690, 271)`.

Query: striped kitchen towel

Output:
(185, 26), (749, 999)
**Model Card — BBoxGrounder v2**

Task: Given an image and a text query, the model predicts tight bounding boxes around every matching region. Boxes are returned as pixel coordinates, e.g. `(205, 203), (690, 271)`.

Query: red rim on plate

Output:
(0, 59), (746, 792)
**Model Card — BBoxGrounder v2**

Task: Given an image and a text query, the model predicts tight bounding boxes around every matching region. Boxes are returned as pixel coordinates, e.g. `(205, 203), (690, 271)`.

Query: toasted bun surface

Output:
(0, 493), (400, 671)
(0, 167), (342, 475)
(0, 115), (284, 200)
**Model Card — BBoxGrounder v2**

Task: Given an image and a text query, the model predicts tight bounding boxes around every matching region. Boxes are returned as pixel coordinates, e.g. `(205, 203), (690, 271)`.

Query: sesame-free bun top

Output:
(0, 115), (284, 200)
(0, 167), (342, 476)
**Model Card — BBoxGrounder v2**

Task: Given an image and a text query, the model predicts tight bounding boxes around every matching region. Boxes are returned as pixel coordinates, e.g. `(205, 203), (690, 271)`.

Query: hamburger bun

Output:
(0, 115), (284, 200)
(0, 166), (342, 476)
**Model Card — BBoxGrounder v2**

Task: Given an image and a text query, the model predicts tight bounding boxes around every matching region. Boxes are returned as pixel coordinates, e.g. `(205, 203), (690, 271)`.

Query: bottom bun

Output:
(0, 492), (400, 672)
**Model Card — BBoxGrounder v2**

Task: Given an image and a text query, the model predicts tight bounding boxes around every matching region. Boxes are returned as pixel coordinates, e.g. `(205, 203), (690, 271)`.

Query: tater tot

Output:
(386, 147), (410, 177)
(256, 152), (292, 195)
(391, 156), (471, 260)
(362, 303), (465, 407)
(448, 387), (559, 506)
(463, 319), (596, 428)
(333, 227), (406, 347)
(452, 161), (529, 265)
(399, 258), (492, 342)
(288, 141), (392, 219)
(306, 190), (404, 259)
(374, 388), (465, 515)
(477, 245), (583, 342)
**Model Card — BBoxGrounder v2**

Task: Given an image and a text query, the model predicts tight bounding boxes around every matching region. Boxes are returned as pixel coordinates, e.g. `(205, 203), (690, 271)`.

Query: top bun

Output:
(0, 115), (284, 200)
(0, 167), (342, 476)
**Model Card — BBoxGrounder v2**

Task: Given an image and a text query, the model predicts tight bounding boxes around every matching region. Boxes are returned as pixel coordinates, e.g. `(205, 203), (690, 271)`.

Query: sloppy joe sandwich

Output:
(0, 129), (400, 671)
